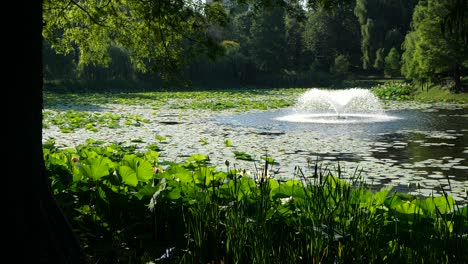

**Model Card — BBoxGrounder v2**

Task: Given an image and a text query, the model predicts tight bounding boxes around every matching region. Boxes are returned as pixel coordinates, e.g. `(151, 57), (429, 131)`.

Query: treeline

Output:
(43, 0), (467, 92)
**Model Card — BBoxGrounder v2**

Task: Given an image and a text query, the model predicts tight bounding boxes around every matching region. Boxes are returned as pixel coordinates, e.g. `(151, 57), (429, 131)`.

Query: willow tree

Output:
(354, 0), (417, 70)
(25, 1), (354, 263)
(401, 0), (468, 92)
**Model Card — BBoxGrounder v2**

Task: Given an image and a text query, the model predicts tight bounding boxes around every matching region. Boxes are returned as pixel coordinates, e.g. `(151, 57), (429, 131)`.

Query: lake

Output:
(213, 104), (468, 204)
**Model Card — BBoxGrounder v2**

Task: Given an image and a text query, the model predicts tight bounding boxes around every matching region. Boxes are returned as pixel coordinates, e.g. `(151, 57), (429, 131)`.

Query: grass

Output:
(367, 79), (468, 104)
(412, 84), (468, 104)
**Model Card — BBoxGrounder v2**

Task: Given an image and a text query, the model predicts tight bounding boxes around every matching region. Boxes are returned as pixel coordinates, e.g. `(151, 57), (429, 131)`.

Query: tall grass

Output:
(171, 160), (467, 263)
(44, 142), (468, 263)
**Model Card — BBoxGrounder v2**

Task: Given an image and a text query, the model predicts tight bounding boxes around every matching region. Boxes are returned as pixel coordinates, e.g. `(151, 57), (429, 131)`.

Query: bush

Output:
(371, 81), (413, 100)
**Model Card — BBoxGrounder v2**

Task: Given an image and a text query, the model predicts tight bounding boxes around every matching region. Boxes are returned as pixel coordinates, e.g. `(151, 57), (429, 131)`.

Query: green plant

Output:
(44, 141), (468, 263)
(371, 81), (414, 101)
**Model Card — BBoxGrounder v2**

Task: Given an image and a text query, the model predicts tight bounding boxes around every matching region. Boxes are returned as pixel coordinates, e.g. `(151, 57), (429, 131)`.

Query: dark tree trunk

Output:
(14, 1), (85, 263)
(453, 67), (462, 93)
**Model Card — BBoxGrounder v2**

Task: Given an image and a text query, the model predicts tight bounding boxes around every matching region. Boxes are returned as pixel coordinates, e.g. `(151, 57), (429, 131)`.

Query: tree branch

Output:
(69, 0), (109, 27)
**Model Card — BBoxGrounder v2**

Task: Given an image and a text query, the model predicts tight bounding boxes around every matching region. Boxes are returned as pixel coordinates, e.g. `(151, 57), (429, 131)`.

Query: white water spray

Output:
(276, 88), (399, 124)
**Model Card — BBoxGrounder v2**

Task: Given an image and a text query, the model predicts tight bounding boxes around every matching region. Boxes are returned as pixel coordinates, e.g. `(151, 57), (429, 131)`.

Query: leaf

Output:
(233, 151), (254, 161)
(173, 172), (193, 184)
(145, 150), (159, 164)
(122, 155), (153, 182)
(262, 156), (276, 164)
(373, 186), (392, 206)
(394, 202), (423, 216)
(135, 184), (162, 200)
(80, 156), (113, 181)
(155, 135), (167, 141)
(273, 180), (307, 200)
(195, 166), (216, 185)
(119, 165), (138, 187)
(224, 139), (233, 147)
(167, 188), (182, 200)
(188, 153), (209, 163)
(199, 137), (208, 145)
(385, 194), (406, 209)
(432, 195), (455, 214)
(98, 186), (109, 204)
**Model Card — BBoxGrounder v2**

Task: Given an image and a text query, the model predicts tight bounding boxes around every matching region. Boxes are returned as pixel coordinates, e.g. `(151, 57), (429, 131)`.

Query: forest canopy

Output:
(42, 0), (467, 91)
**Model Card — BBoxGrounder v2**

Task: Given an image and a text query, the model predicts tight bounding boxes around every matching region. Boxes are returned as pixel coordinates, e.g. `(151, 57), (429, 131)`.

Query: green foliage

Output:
(401, 0), (468, 92)
(44, 141), (468, 263)
(354, 0), (417, 70)
(233, 151), (254, 161)
(371, 81), (414, 101)
(384, 47), (401, 77)
(412, 84), (468, 104)
(224, 139), (233, 147)
(330, 54), (350, 80)
(249, 6), (287, 73)
(42, 0), (228, 83)
(303, 6), (360, 73)
(43, 88), (305, 113)
(373, 48), (385, 70)
(42, 109), (152, 132)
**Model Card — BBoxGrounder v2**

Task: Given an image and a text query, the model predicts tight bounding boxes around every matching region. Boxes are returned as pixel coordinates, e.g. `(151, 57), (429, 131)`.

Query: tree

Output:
(24, 0), (355, 262)
(249, 6), (287, 73)
(14, 0), (85, 263)
(354, 0), (417, 70)
(331, 54), (350, 80)
(303, 4), (360, 73)
(401, 0), (468, 92)
(373, 48), (385, 71)
(384, 47), (400, 77)
(42, 0), (229, 85)
(285, 11), (308, 72)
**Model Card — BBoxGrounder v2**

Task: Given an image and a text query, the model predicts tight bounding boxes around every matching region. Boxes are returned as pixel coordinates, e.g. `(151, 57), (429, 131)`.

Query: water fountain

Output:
(213, 88), (468, 203)
(275, 88), (399, 124)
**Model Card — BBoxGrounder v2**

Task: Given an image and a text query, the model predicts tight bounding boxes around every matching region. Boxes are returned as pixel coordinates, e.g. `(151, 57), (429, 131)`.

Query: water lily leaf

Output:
(385, 194), (406, 209)
(80, 156), (113, 181)
(432, 195), (455, 214)
(274, 180), (307, 200)
(155, 135), (167, 141)
(135, 184), (161, 200)
(167, 188), (182, 200)
(394, 202), (423, 216)
(188, 153), (209, 163)
(370, 187), (392, 206)
(145, 150), (159, 164)
(224, 139), (233, 147)
(233, 151), (254, 161)
(119, 165), (138, 187)
(267, 179), (279, 195)
(262, 156), (276, 165)
(122, 155), (154, 182)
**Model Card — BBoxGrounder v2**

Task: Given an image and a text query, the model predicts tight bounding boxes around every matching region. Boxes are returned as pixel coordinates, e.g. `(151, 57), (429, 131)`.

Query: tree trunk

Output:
(14, 1), (86, 263)
(453, 67), (462, 93)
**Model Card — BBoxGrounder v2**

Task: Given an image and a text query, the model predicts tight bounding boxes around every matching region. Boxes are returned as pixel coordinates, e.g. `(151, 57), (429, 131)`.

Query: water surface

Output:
(213, 106), (468, 203)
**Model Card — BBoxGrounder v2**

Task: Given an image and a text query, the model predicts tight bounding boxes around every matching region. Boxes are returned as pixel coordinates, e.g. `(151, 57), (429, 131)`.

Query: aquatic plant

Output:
(44, 141), (468, 263)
